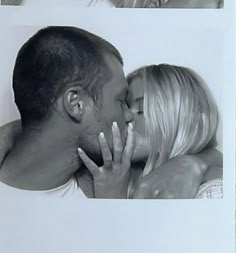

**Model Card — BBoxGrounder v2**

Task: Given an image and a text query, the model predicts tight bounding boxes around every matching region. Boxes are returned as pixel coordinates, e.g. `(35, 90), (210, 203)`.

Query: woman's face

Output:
(126, 77), (150, 162)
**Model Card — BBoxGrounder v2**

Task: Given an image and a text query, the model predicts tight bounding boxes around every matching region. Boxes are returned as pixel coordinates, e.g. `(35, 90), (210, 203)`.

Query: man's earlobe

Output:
(64, 88), (84, 122)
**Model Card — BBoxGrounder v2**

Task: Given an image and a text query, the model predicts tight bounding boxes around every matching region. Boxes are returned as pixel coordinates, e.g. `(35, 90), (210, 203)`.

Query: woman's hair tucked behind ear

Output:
(128, 64), (219, 177)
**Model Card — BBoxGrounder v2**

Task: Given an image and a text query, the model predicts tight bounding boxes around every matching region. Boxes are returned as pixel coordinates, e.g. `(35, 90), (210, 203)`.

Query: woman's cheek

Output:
(133, 131), (150, 162)
(134, 115), (146, 138)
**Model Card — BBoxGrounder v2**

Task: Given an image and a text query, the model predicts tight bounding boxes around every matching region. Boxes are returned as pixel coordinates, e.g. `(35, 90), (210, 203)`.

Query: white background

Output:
(0, 3), (234, 253)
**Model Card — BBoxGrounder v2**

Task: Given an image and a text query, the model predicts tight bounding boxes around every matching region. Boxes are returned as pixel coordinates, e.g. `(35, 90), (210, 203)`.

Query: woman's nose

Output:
(124, 107), (134, 123)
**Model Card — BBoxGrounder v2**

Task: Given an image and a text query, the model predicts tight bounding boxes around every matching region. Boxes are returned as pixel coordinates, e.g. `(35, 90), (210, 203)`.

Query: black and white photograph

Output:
(0, 0), (224, 8)
(0, 1), (234, 253)
(0, 17), (223, 200)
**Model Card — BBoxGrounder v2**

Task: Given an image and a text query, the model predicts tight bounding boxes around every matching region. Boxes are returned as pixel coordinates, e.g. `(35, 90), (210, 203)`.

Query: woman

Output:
(77, 63), (222, 199)
(125, 64), (222, 198)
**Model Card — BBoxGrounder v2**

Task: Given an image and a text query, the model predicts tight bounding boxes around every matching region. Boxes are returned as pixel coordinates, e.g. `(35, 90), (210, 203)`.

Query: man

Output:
(0, 26), (137, 197)
(0, 26), (222, 198)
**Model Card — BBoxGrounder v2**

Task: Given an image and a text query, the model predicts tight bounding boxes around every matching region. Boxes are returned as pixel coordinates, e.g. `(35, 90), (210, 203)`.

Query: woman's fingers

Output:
(122, 123), (135, 167)
(112, 122), (123, 164)
(80, 122), (134, 176)
(98, 132), (113, 169)
(78, 148), (100, 177)
(154, 189), (160, 198)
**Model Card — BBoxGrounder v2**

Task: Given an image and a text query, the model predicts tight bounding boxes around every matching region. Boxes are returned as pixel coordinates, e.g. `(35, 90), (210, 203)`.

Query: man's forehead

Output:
(103, 54), (128, 91)
(104, 53), (123, 73)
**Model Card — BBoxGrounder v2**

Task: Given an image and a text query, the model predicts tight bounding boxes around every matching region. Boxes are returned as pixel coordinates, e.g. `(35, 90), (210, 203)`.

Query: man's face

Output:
(79, 55), (134, 164)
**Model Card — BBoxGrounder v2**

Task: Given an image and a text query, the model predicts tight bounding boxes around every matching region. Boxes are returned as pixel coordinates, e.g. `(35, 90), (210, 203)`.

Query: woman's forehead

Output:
(126, 77), (144, 104)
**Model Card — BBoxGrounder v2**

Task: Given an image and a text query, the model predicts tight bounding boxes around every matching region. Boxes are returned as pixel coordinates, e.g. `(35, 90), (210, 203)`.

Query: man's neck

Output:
(0, 123), (81, 191)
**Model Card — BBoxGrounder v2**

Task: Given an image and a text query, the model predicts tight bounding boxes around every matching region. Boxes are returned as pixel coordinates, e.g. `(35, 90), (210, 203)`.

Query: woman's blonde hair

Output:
(127, 64), (219, 176)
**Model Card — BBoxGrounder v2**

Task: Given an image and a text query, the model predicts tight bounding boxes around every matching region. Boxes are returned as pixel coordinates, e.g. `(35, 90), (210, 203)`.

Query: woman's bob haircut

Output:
(127, 64), (219, 176)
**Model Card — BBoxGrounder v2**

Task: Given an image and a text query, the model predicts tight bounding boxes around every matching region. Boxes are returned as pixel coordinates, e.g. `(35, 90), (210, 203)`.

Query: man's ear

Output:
(63, 87), (87, 122)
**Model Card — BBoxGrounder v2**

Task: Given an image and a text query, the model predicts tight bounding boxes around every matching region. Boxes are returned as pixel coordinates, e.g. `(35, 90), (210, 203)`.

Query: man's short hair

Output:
(13, 26), (123, 126)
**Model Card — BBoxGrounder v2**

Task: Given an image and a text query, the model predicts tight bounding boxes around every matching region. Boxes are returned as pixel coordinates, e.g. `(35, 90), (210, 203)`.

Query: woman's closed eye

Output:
(137, 110), (143, 115)
(137, 98), (144, 114)
(132, 103), (143, 115)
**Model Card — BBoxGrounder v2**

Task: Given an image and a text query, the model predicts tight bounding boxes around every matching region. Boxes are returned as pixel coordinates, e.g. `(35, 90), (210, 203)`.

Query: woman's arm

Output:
(131, 155), (208, 199)
(0, 120), (22, 166)
(194, 148), (223, 183)
(131, 148), (222, 199)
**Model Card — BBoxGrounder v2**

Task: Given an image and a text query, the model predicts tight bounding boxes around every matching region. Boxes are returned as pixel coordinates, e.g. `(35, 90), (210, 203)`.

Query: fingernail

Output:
(155, 189), (160, 196)
(112, 121), (118, 128)
(78, 148), (83, 153)
(128, 123), (133, 130)
(99, 132), (105, 138)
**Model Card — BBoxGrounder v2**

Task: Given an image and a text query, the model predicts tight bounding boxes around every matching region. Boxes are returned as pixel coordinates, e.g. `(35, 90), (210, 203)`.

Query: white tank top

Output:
(0, 176), (87, 198)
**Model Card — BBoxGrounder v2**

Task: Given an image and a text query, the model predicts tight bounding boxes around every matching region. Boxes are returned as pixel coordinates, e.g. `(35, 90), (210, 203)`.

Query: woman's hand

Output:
(132, 155), (208, 199)
(78, 122), (135, 199)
